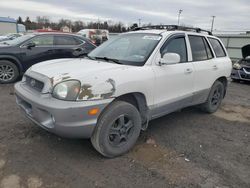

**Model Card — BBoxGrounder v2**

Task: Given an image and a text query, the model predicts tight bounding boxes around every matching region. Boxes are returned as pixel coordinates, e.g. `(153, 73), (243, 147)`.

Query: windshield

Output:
(3, 34), (34, 45)
(88, 33), (162, 66)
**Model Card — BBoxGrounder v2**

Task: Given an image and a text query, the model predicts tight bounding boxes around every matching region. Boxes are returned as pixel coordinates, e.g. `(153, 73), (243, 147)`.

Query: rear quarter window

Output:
(208, 38), (226, 57)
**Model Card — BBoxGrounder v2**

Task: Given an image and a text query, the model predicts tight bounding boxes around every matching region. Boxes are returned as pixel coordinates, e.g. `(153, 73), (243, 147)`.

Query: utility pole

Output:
(177, 9), (183, 26)
(138, 18), (141, 27)
(211, 16), (216, 32)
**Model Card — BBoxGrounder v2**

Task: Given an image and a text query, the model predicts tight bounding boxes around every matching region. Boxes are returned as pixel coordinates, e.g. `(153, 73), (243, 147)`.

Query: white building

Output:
(0, 17), (17, 35)
(217, 33), (250, 61)
(60, 26), (72, 33)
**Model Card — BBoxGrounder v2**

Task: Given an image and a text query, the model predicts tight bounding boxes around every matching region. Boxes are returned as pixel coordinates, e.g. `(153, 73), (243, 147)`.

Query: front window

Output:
(161, 37), (187, 62)
(88, 33), (162, 66)
(28, 35), (54, 46)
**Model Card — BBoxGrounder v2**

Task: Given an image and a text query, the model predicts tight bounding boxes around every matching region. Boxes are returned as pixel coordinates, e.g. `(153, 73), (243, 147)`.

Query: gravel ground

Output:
(0, 82), (249, 188)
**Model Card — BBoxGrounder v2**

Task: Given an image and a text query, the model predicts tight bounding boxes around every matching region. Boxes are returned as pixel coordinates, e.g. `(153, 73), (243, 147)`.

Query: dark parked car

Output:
(231, 44), (250, 82)
(0, 33), (96, 83)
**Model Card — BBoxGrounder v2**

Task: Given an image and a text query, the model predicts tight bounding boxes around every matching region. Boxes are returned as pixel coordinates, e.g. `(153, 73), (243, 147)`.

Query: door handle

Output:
(185, 68), (193, 74)
(213, 65), (218, 70)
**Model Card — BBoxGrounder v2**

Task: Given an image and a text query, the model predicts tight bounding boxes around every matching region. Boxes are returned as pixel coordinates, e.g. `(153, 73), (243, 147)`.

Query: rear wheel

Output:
(200, 81), (225, 113)
(91, 101), (141, 158)
(0, 60), (19, 84)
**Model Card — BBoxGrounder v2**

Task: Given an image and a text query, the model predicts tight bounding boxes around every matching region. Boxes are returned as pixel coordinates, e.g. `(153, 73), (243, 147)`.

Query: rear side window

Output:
(208, 38), (226, 57)
(54, 36), (82, 46)
(188, 36), (208, 61)
(161, 37), (187, 62)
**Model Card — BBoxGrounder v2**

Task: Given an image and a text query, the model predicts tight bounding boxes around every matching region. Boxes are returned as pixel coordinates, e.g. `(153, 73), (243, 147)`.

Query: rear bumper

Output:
(231, 68), (250, 81)
(14, 82), (113, 138)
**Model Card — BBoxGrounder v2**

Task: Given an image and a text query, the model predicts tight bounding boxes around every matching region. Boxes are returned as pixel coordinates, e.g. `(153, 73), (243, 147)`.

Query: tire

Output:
(0, 60), (19, 84)
(91, 101), (142, 158)
(200, 81), (225, 114)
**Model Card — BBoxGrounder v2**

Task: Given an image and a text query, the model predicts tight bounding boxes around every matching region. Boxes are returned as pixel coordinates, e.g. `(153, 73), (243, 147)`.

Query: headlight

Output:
(52, 80), (81, 101)
(233, 62), (242, 70)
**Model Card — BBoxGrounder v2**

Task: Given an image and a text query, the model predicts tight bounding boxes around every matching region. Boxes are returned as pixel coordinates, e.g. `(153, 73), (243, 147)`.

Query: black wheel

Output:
(91, 101), (142, 158)
(200, 81), (225, 113)
(0, 60), (19, 84)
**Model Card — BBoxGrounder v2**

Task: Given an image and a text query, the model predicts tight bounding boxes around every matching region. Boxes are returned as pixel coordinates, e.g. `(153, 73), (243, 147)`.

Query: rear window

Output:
(208, 38), (226, 57)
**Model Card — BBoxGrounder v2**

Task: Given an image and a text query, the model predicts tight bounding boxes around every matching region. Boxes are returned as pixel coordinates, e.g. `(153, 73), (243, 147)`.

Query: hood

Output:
(28, 58), (129, 84)
(242, 44), (250, 59)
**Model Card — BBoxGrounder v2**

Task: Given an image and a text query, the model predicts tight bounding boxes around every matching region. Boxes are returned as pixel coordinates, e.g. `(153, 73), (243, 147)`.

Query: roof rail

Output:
(132, 25), (213, 35)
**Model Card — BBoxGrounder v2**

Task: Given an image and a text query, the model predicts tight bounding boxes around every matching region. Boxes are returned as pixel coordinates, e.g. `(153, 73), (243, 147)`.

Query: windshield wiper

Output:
(94, 56), (122, 64)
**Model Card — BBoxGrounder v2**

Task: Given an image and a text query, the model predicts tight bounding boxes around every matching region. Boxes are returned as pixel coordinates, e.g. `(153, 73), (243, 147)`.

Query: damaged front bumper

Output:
(14, 82), (113, 138)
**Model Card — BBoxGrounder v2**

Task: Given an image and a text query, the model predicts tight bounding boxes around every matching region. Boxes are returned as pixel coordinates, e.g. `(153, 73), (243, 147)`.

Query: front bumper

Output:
(14, 82), (113, 138)
(231, 68), (250, 81)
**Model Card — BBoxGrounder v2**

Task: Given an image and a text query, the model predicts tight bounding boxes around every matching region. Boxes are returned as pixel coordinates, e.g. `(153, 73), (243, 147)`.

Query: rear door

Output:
(53, 35), (85, 58)
(187, 35), (216, 104)
(207, 37), (231, 79)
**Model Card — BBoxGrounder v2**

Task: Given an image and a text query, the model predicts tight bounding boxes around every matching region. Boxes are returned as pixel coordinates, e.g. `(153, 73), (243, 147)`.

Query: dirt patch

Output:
(0, 160), (6, 170)
(214, 104), (250, 123)
(129, 139), (217, 186)
(1, 175), (21, 188)
(27, 177), (43, 188)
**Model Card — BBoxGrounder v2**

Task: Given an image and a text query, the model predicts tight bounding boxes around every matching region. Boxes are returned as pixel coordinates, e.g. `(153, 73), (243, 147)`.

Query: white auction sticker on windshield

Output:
(142, 36), (162, 40)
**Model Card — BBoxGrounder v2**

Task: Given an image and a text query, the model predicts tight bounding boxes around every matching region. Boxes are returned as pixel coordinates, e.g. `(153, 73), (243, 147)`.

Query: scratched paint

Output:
(50, 73), (71, 86)
(78, 79), (116, 100)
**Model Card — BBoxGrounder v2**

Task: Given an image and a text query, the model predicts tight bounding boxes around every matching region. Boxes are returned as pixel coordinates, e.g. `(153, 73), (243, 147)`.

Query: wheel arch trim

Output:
(0, 55), (23, 73)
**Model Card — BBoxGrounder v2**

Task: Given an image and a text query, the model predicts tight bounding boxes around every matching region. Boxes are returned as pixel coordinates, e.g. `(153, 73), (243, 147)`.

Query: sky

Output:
(0, 0), (249, 31)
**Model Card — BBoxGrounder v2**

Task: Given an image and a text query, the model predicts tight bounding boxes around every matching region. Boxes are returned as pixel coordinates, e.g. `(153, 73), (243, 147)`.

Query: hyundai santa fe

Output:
(15, 25), (232, 157)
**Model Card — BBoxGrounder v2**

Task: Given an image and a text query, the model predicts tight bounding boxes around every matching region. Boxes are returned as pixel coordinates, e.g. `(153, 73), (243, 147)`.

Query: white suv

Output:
(15, 25), (232, 157)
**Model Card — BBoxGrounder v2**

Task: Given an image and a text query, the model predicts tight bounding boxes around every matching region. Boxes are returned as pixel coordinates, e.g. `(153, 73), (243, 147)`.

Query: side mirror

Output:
(26, 42), (36, 49)
(160, 53), (181, 65)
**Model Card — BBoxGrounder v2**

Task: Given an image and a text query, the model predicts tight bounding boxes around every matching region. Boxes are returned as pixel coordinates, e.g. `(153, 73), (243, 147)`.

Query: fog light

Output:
(88, 108), (99, 116)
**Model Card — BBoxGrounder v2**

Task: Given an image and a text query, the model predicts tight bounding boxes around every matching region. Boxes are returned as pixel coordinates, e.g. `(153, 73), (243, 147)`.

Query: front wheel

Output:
(200, 81), (225, 113)
(91, 101), (142, 158)
(0, 60), (19, 84)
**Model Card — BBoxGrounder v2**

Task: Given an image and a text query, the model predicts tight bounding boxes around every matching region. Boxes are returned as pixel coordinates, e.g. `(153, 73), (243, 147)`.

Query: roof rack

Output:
(132, 25), (213, 35)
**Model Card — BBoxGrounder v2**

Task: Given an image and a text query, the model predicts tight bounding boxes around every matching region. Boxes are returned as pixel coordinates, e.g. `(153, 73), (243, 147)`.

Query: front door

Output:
(152, 34), (194, 118)
(20, 35), (55, 70)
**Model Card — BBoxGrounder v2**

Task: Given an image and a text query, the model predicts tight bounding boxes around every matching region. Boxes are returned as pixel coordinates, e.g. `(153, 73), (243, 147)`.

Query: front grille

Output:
(25, 76), (44, 92)
(243, 67), (250, 72)
(240, 72), (250, 80)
